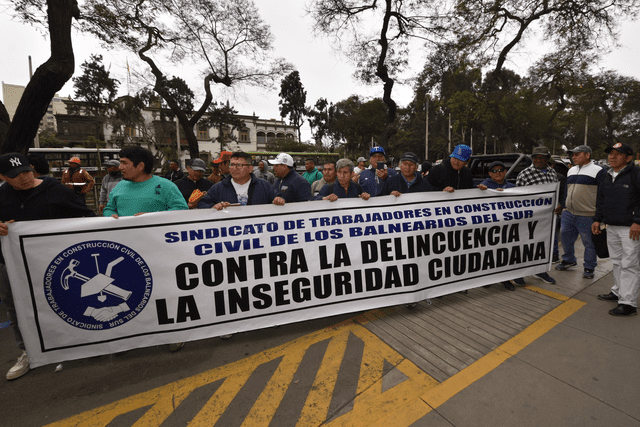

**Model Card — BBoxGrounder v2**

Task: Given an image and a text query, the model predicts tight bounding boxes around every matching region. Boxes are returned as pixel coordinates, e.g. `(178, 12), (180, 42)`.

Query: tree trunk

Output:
(2, 0), (79, 154)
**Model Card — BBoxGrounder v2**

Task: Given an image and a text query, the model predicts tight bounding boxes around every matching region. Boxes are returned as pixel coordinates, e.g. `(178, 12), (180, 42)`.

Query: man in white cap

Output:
(556, 145), (605, 279)
(269, 153), (312, 204)
(353, 157), (367, 174)
(98, 159), (123, 214)
(175, 158), (214, 208)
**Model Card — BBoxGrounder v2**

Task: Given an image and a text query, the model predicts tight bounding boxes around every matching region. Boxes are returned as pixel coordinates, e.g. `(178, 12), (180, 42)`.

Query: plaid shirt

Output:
(516, 165), (558, 186)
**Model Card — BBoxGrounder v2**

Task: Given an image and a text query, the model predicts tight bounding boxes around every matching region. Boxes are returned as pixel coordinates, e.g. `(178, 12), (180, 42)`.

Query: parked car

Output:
(467, 153), (569, 187)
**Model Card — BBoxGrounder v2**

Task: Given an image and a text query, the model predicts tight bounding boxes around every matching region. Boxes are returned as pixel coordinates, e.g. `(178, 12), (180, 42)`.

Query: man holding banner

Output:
(270, 153), (312, 204)
(0, 152), (95, 380)
(198, 152), (275, 209)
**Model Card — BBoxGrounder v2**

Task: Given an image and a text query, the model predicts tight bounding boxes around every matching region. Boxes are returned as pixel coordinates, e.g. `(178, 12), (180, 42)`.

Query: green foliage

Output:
(205, 101), (245, 142)
(279, 71), (307, 142)
(38, 130), (66, 148)
(72, 54), (120, 114)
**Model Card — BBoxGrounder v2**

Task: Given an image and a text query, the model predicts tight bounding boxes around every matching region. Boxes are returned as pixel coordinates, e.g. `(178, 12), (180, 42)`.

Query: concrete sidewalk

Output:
(406, 260), (640, 426)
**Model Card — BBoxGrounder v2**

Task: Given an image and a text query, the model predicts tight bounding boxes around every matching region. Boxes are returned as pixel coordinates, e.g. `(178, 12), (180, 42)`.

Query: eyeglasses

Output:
(489, 168), (506, 173)
(229, 163), (250, 169)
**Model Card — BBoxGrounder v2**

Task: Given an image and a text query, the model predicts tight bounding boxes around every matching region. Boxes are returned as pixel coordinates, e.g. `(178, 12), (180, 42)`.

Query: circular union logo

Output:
(43, 240), (152, 330)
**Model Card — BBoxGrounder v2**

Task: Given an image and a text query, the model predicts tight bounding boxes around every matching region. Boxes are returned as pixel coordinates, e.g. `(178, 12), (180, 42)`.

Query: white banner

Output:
(2, 184), (557, 367)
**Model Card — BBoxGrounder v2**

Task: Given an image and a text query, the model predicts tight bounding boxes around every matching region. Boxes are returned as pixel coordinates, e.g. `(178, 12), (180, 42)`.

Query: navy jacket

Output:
(197, 174), (275, 208)
(594, 162), (640, 227)
(273, 168), (312, 202)
(381, 173), (434, 195)
(318, 181), (365, 199)
(427, 158), (473, 190)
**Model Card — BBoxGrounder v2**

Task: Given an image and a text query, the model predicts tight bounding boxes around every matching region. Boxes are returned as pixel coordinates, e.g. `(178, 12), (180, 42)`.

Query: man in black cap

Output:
(556, 145), (605, 279)
(593, 143), (640, 316)
(381, 152), (434, 195)
(175, 158), (213, 208)
(477, 160), (515, 190)
(0, 153), (95, 380)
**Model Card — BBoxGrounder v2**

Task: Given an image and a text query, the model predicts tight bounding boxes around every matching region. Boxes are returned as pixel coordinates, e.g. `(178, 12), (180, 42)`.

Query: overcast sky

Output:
(1, 1), (639, 142)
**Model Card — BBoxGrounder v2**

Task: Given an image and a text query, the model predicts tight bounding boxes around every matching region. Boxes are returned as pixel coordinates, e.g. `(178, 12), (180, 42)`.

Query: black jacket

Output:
(0, 177), (95, 263)
(427, 158), (473, 191)
(594, 162), (640, 226)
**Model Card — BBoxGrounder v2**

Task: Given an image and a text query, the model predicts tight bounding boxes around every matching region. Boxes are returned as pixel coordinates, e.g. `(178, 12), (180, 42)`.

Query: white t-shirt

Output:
(231, 178), (251, 205)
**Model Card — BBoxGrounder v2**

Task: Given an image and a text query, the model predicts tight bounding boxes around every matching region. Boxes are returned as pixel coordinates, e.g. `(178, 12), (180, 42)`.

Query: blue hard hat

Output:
(370, 146), (386, 156)
(450, 144), (472, 162)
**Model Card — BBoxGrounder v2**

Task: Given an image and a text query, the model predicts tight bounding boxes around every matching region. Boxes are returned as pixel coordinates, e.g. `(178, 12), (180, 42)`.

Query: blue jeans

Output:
(560, 210), (597, 270)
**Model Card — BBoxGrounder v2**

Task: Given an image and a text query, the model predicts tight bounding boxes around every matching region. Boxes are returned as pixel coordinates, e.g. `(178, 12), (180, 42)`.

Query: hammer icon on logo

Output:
(60, 255), (132, 302)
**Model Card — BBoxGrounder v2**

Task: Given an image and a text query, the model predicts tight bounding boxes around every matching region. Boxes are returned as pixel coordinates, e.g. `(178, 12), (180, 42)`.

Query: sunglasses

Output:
(489, 168), (506, 173)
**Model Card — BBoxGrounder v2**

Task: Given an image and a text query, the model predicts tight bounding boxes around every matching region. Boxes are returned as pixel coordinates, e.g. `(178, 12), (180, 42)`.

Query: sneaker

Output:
(502, 281), (515, 291)
(583, 269), (594, 279)
(406, 303), (417, 308)
(513, 277), (526, 285)
(609, 304), (637, 316)
(535, 272), (556, 284)
(597, 292), (618, 302)
(552, 254), (560, 263)
(168, 342), (185, 352)
(6, 351), (29, 380)
(555, 260), (577, 271)
(220, 334), (234, 339)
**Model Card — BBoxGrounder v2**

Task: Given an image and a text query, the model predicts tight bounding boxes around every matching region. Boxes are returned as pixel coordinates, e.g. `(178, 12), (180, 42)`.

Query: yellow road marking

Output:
(45, 294), (585, 427)
(384, 296), (587, 426)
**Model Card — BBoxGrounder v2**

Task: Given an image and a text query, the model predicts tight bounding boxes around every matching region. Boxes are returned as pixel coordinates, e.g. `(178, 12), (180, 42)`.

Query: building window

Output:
(239, 128), (249, 142)
(125, 126), (137, 137)
(257, 132), (266, 144)
(197, 124), (208, 140)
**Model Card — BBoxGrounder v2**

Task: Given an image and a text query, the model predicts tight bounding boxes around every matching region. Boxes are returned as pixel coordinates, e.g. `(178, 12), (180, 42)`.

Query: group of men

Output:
(2, 139), (639, 383)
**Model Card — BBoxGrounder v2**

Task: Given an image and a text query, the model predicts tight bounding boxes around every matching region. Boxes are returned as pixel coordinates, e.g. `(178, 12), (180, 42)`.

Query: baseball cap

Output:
(104, 159), (120, 168)
(567, 145), (592, 154)
(357, 157), (366, 163)
(269, 153), (294, 167)
(0, 153), (34, 178)
(604, 143), (633, 156)
(450, 144), (472, 162)
(213, 151), (233, 164)
(190, 158), (207, 171)
(370, 146), (386, 156)
(488, 161), (506, 170)
(531, 146), (551, 158)
(400, 152), (420, 164)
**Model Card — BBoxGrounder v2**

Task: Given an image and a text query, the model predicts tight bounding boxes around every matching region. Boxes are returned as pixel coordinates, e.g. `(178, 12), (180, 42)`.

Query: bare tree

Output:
(309, 0), (449, 146)
(82, 0), (292, 158)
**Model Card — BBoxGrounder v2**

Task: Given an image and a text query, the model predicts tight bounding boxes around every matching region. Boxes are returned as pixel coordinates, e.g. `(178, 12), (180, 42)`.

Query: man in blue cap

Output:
(358, 146), (397, 196)
(427, 144), (474, 192)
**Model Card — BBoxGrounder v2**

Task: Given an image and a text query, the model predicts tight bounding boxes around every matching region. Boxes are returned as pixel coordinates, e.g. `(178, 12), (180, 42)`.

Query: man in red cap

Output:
(61, 156), (95, 201)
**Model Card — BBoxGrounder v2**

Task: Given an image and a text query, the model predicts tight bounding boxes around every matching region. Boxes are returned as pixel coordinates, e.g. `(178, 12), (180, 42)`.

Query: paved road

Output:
(1, 248), (639, 426)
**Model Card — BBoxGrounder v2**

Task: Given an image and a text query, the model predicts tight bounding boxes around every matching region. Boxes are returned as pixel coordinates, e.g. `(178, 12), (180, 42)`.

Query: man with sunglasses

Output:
(198, 152), (275, 209)
(477, 161), (515, 190)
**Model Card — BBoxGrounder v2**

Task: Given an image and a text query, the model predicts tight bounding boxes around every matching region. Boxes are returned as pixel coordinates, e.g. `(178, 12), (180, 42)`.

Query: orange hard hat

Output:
(69, 157), (81, 164)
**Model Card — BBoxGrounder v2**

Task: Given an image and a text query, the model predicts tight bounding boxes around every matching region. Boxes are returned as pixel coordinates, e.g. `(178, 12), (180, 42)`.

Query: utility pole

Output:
(425, 95), (429, 161)
(584, 115), (589, 145)
(448, 113), (451, 153)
